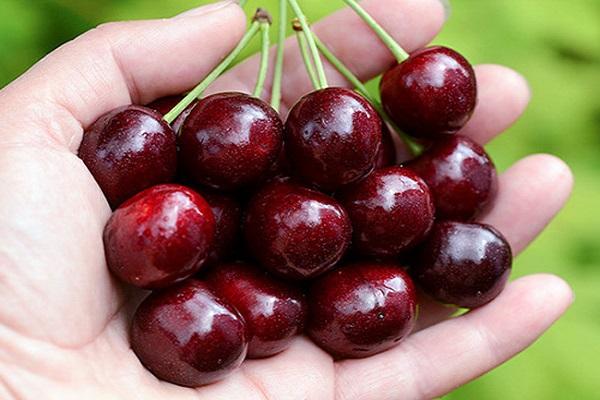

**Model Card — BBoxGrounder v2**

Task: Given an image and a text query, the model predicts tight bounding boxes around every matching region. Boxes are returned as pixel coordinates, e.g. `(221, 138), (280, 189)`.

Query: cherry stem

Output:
(253, 10), (272, 98)
(287, 0), (328, 89)
(342, 0), (409, 63)
(163, 18), (261, 125)
(239, 0), (248, 7)
(270, 0), (287, 111)
(313, 33), (421, 156)
(293, 20), (320, 90)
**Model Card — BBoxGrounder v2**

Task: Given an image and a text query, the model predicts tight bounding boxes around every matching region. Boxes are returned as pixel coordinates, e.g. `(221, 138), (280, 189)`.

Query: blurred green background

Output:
(1, 0), (599, 398)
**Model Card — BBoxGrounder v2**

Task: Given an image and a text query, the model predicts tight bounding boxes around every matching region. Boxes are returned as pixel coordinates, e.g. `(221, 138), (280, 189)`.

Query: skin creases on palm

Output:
(0, 1), (573, 399)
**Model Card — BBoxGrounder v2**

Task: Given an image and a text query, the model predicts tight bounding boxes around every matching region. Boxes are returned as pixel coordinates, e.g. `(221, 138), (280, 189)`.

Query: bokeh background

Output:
(1, 0), (599, 398)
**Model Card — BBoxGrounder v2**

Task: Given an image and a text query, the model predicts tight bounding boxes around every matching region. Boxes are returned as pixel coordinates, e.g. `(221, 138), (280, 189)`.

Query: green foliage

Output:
(1, 0), (598, 398)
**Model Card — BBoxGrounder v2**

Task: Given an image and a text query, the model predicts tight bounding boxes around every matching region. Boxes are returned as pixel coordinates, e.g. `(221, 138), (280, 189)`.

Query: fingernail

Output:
(438, 0), (451, 19)
(175, 0), (238, 19)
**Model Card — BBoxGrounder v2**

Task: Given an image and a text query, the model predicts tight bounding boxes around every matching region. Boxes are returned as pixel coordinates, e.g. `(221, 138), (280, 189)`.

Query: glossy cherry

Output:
(205, 262), (307, 358)
(131, 279), (247, 387)
(244, 179), (352, 280)
(307, 261), (417, 359)
(374, 124), (398, 168)
(147, 95), (198, 134)
(103, 184), (215, 289)
(407, 134), (497, 220)
(78, 105), (177, 207)
(284, 87), (382, 191)
(339, 166), (435, 257)
(179, 92), (283, 191)
(380, 46), (477, 138)
(411, 221), (512, 308)
(199, 190), (242, 265)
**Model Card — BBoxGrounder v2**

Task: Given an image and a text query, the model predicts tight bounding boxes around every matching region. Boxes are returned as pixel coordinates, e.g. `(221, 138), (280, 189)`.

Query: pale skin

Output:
(0, 0), (574, 399)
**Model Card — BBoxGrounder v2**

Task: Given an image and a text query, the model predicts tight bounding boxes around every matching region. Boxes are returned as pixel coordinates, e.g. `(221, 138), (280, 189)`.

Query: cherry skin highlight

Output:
(411, 221), (512, 308)
(284, 87), (382, 191)
(244, 179), (352, 280)
(407, 134), (497, 220)
(147, 95), (198, 134)
(307, 261), (417, 359)
(205, 262), (307, 358)
(180, 92), (283, 191)
(199, 190), (242, 266)
(380, 46), (477, 138)
(339, 166), (435, 257)
(103, 184), (215, 289)
(78, 105), (177, 207)
(374, 124), (398, 168)
(131, 279), (247, 387)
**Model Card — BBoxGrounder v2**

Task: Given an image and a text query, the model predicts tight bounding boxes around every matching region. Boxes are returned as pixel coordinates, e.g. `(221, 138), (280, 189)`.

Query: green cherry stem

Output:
(342, 0), (409, 63)
(293, 20), (320, 89)
(313, 33), (421, 155)
(270, 0), (287, 111)
(287, 0), (328, 89)
(253, 10), (272, 98)
(239, 0), (248, 8)
(163, 18), (261, 125)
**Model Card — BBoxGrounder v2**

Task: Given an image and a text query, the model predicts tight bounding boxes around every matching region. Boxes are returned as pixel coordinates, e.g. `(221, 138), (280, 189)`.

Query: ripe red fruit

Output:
(411, 221), (512, 308)
(380, 46), (477, 138)
(307, 262), (417, 359)
(244, 179), (352, 280)
(205, 262), (307, 358)
(131, 280), (247, 387)
(284, 87), (382, 191)
(146, 95), (198, 134)
(78, 105), (177, 207)
(103, 184), (215, 289)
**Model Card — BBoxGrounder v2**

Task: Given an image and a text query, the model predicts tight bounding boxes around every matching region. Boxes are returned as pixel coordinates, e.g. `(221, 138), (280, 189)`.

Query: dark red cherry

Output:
(199, 190), (242, 265)
(206, 262), (307, 358)
(180, 92), (283, 191)
(146, 95), (198, 134)
(131, 279), (247, 387)
(339, 166), (434, 257)
(78, 105), (177, 207)
(284, 87), (382, 191)
(103, 184), (215, 289)
(411, 221), (512, 308)
(244, 180), (352, 280)
(307, 261), (417, 359)
(380, 46), (477, 138)
(374, 124), (398, 168)
(407, 134), (497, 220)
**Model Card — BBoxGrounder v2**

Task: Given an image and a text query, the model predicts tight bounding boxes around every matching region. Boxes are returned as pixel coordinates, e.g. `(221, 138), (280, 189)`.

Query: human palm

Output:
(0, 1), (573, 399)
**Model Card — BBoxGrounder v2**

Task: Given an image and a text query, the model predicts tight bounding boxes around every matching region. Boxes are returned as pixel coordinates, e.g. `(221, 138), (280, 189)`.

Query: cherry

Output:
(406, 134), (497, 220)
(205, 262), (307, 358)
(78, 105), (177, 207)
(374, 124), (398, 168)
(307, 261), (416, 359)
(199, 190), (242, 266)
(131, 279), (247, 387)
(244, 179), (352, 280)
(338, 166), (435, 257)
(411, 221), (512, 308)
(146, 95), (198, 134)
(284, 87), (382, 191)
(103, 184), (215, 289)
(380, 46), (477, 138)
(179, 92), (283, 191)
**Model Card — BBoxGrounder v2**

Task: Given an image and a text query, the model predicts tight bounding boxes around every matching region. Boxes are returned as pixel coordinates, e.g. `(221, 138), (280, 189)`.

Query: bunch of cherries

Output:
(78, 1), (512, 388)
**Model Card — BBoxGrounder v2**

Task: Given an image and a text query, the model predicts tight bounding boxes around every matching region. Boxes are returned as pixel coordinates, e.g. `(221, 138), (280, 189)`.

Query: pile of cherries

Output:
(78, 8), (512, 388)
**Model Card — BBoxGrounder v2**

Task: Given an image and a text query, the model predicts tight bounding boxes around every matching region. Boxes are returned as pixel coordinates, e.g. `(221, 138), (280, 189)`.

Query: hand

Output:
(0, 1), (573, 399)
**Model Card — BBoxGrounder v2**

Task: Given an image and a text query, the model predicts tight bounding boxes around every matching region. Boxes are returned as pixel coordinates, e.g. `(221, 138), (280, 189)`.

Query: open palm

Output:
(0, 1), (573, 399)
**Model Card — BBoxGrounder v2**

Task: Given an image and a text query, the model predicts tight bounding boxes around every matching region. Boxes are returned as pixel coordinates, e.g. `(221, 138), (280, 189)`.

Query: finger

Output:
(459, 64), (531, 144)
(335, 273), (573, 400)
(0, 1), (245, 148)
(211, 0), (447, 112)
(480, 154), (573, 254)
